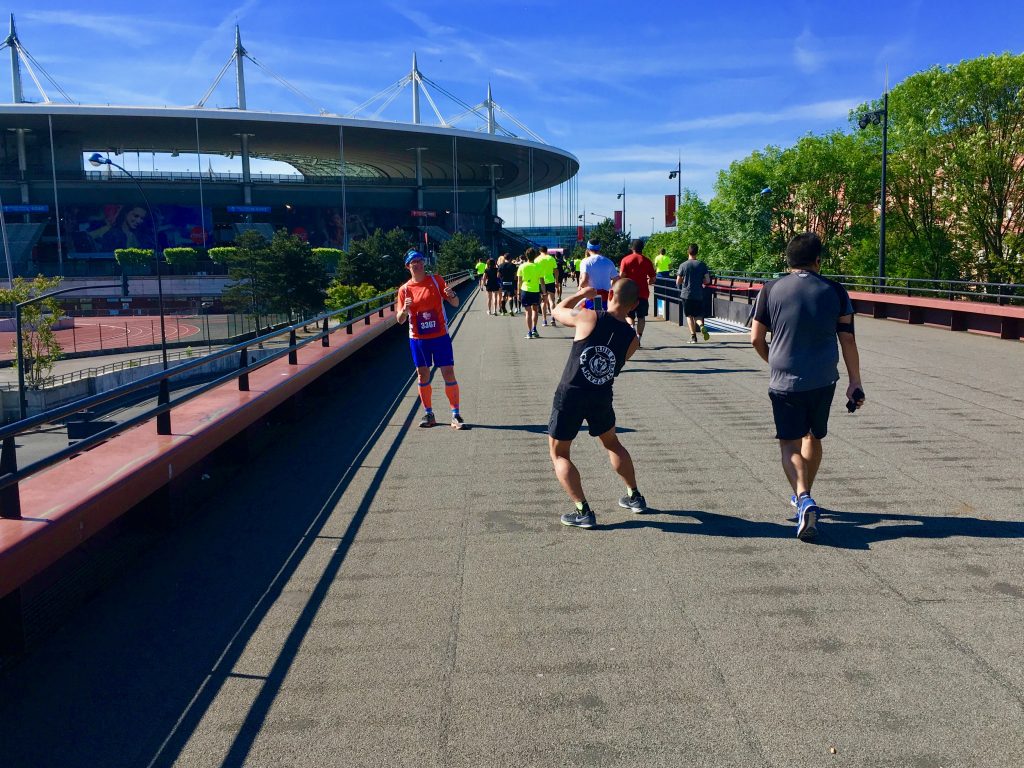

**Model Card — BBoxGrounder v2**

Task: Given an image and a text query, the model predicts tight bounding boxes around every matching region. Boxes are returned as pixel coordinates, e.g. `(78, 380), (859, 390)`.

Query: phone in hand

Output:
(846, 387), (865, 413)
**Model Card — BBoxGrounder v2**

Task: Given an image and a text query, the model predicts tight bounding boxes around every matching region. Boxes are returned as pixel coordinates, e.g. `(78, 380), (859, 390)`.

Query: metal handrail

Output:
(711, 270), (1023, 304)
(0, 271), (471, 512)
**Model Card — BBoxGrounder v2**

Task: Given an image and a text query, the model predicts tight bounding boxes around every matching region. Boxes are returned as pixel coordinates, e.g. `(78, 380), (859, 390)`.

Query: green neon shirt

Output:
(476, 262), (487, 275)
(654, 254), (672, 272)
(517, 262), (541, 292)
(535, 254), (557, 282)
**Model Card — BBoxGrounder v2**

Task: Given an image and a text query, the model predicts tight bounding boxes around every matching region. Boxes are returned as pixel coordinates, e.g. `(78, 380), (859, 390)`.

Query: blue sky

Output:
(9, 0), (1024, 235)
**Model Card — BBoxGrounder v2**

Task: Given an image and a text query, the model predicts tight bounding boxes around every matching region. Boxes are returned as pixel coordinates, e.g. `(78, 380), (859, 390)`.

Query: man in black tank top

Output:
(548, 279), (646, 529)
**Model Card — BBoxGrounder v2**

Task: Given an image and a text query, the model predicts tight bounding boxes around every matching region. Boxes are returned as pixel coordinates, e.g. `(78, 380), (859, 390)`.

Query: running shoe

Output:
(525, 333), (534, 339)
(532, 329), (540, 338)
(451, 413), (465, 430)
(689, 335), (699, 344)
(796, 495), (818, 541)
(551, 319), (558, 327)
(618, 491), (648, 513)
(701, 324), (710, 341)
(542, 320), (548, 327)
(560, 508), (596, 528)
(419, 411), (437, 428)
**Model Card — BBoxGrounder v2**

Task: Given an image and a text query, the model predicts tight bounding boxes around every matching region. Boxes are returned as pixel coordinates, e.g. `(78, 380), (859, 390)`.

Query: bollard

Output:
(156, 379), (172, 435)
(346, 309), (353, 334)
(322, 317), (329, 347)
(288, 330), (298, 365)
(239, 347), (250, 391)
(0, 436), (21, 520)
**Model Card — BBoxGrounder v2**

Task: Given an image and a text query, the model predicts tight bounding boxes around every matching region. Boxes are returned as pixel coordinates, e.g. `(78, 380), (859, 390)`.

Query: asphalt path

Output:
(1, 286), (1022, 767)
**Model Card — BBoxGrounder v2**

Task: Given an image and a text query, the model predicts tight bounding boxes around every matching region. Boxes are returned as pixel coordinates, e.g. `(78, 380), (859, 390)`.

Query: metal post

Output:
(238, 347), (249, 391)
(879, 90), (888, 292)
(288, 329), (298, 365)
(346, 309), (353, 334)
(321, 316), (329, 347)
(156, 379), (171, 435)
(1, 435), (21, 519)
(15, 305), (26, 420)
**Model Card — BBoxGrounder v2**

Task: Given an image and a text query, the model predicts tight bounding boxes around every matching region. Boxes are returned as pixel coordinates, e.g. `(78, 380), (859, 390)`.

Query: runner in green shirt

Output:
(654, 249), (672, 277)
(475, 258), (487, 290)
(517, 248), (546, 338)
(574, 257), (583, 283)
(534, 246), (559, 327)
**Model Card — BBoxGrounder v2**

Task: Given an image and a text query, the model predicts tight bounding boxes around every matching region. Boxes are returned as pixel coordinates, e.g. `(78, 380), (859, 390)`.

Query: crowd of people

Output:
(399, 232), (864, 541)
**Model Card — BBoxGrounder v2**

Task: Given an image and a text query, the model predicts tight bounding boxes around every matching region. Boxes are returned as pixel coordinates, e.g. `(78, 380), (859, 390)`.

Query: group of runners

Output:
(396, 230), (864, 541)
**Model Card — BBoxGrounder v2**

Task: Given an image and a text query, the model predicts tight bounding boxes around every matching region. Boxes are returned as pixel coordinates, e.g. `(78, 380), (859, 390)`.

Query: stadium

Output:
(0, 18), (580, 297)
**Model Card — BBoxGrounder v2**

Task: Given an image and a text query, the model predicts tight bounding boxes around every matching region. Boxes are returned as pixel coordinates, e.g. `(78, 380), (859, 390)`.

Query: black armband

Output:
(836, 320), (855, 335)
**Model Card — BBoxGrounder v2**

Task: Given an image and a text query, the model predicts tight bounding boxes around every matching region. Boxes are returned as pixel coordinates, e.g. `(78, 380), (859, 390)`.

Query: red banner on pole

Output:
(664, 195), (677, 227)
(576, 225), (584, 242)
(614, 211), (623, 233)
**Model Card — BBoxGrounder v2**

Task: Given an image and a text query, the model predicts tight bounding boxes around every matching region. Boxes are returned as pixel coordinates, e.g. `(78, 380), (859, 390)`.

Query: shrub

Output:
(208, 247), (239, 264)
(312, 248), (344, 272)
(114, 248), (153, 267)
(163, 247), (199, 269)
(325, 282), (382, 312)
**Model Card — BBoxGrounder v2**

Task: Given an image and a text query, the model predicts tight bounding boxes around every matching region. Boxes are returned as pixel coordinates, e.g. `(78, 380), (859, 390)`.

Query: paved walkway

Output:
(1, 287), (1022, 767)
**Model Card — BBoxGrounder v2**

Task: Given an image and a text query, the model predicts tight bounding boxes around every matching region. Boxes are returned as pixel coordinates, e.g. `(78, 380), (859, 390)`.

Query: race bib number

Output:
(416, 310), (439, 335)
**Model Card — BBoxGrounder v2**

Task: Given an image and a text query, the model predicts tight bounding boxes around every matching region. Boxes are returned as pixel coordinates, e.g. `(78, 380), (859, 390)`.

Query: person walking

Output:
(483, 258), (501, 315)
(675, 243), (710, 343)
(579, 240), (618, 308)
(497, 253), (518, 315)
(517, 247), (545, 338)
(654, 248), (672, 278)
(475, 258), (487, 290)
(547, 281), (645, 528)
(750, 232), (864, 541)
(534, 246), (559, 327)
(618, 239), (657, 345)
(396, 249), (465, 430)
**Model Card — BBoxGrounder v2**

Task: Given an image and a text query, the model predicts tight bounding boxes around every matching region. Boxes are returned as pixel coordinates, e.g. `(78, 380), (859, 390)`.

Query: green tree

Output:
(325, 282), (382, 312)
(0, 276), (63, 389)
(586, 218), (631, 263)
(265, 230), (328, 320)
(341, 228), (411, 289)
(220, 230), (275, 332)
(436, 232), (486, 274)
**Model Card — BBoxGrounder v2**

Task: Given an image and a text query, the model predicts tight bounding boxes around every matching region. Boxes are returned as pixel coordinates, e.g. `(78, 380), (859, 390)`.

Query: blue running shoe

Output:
(796, 495), (818, 541)
(788, 494), (799, 521)
(561, 507), (596, 529)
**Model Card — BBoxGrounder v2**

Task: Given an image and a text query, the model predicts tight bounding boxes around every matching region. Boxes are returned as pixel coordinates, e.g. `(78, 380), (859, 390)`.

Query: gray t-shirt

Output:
(753, 271), (854, 392)
(677, 259), (709, 299)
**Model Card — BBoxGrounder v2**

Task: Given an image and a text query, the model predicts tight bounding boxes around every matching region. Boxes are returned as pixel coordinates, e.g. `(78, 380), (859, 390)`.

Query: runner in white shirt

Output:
(579, 240), (619, 310)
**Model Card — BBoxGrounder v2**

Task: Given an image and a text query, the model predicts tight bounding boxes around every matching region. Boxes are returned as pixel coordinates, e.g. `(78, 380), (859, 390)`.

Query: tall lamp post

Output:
(616, 183), (626, 235)
(88, 153), (169, 436)
(857, 92), (888, 291)
(578, 212), (587, 243)
(668, 152), (682, 227)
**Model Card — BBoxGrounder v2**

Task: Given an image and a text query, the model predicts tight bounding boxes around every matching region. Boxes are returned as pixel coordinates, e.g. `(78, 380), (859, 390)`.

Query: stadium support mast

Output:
(7, 15), (23, 103)
(411, 52), (420, 125)
(234, 25), (247, 110)
(487, 83), (495, 135)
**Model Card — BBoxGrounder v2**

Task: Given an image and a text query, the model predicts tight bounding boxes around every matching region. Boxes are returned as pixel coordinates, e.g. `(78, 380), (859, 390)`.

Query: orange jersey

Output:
(398, 275), (449, 339)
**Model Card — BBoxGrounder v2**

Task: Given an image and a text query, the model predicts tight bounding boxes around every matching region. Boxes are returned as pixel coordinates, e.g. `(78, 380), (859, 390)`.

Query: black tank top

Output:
(557, 311), (636, 392)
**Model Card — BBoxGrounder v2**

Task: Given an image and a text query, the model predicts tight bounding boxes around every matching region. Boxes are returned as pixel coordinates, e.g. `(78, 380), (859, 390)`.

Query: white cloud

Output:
(650, 99), (861, 133)
(794, 28), (824, 74)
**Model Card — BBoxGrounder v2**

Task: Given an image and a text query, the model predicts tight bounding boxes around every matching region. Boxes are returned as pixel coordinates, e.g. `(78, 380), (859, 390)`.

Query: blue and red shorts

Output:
(409, 334), (455, 368)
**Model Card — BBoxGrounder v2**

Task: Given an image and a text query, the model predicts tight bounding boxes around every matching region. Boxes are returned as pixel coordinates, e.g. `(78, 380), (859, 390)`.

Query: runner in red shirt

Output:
(618, 240), (657, 344)
(396, 249), (464, 429)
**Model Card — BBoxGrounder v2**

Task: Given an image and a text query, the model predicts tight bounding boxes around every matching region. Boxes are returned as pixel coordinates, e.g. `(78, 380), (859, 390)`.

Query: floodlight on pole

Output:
(668, 152), (682, 227)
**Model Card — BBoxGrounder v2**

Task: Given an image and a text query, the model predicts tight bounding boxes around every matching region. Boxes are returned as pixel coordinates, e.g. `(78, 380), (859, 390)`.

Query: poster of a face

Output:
(65, 204), (213, 254)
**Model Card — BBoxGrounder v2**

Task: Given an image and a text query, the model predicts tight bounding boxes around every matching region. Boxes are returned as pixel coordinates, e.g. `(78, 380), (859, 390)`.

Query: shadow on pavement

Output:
(0, 288), (477, 768)
(468, 424), (636, 434)
(622, 367), (758, 375)
(602, 509), (1024, 551)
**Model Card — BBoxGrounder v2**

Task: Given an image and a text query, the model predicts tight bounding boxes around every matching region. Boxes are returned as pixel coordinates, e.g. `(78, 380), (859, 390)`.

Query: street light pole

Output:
(617, 183), (626, 235)
(88, 153), (168, 368)
(857, 94), (888, 291)
(668, 152), (682, 228)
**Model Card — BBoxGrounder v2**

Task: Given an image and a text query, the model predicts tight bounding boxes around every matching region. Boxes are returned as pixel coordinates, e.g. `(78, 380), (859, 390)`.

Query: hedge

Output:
(113, 248), (153, 266)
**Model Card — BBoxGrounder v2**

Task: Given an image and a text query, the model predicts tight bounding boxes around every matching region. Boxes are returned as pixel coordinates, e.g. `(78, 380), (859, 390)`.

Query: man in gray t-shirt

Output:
(751, 232), (864, 542)
(675, 243), (710, 343)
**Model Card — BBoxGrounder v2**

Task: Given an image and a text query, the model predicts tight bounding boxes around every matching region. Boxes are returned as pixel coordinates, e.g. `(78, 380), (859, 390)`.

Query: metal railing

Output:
(712, 271), (1023, 305)
(0, 349), (211, 390)
(0, 271), (472, 518)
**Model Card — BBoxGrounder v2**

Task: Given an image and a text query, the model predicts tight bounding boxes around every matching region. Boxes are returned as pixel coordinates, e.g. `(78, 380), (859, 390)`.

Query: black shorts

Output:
(485, 280), (501, 292)
(521, 290), (540, 307)
(548, 388), (615, 440)
(683, 298), (704, 318)
(501, 281), (515, 294)
(628, 298), (650, 319)
(545, 283), (556, 293)
(769, 383), (836, 440)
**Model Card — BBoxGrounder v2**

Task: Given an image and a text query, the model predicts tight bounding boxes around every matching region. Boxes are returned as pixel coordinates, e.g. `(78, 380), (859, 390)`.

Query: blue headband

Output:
(405, 249), (425, 265)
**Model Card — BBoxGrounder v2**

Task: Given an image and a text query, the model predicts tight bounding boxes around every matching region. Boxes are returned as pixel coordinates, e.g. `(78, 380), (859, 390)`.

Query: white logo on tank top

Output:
(580, 345), (616, 385)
